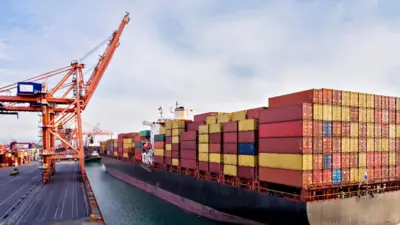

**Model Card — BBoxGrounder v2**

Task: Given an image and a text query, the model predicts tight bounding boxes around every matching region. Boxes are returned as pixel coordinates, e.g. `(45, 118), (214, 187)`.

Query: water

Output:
(85, 162), (224, 225)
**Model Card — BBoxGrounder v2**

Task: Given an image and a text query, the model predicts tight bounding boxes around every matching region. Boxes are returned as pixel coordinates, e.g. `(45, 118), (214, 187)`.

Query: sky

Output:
(1, 0), (400, 143)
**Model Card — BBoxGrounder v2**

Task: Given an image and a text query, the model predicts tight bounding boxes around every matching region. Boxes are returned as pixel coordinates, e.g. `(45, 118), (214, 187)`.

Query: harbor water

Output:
(85, 161), (225, 225)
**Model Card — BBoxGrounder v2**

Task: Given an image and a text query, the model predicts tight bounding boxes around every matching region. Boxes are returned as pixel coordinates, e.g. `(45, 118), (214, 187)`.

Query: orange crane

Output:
(0, 12), (130, 183)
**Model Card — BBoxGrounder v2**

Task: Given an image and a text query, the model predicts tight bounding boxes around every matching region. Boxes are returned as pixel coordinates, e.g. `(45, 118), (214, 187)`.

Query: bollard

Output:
(90, 214), (96, 221)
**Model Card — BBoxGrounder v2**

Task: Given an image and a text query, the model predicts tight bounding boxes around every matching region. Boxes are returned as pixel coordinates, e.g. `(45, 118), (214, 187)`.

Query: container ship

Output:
(99, 89), (400, 225)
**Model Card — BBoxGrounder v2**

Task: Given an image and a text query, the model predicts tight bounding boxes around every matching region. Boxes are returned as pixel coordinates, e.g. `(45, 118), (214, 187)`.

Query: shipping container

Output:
(247, 107), (267, 119)
(223, 154), (237, 165)
(259, 137), (312, 154)
(180, 131), (197, 141)
(313, 137), (323, 154)
(238, 131), (257, 143)
(238, 166), (257, 179)
(313, 121), (323, 136)
(332, 138), (341, 153)
(209, 163), (221, 173)
(223, 121), (238, 132)
(238, 119), (257, 131)
(332, 106), (341, 121)
(223, 143), (237, 154)
(238, 143), (256, 155)
(186, 121), (205, 132)
(194, 112), (219, 122)
(341, 122), (350, 137)
(259, 103), (312, 124)
(223, 165), (237, 176)
(232, 110), (247, 121)
(180, 159), (197, 169)
(259, 120), (312, 138)
(199, 134), (209, 143)
(259, 153), (312, 171)
(217, 113), (232, 124)
(332, 121), (341, 136)
(259, 167), (312, 188)
(209, 133), (222, 143)
(223, 132), (237, 143)
(322, 137), (332, 153)
(333, 89), (342, 105)
(268, 89), (322, 107)
(180, 149), (197, 160)
(180, 141), (196, 150)
(209, 143), (222, 153)
(322, 88), (333, 104)
(209, 124), (223, 133)
(238, 155), (257, 167)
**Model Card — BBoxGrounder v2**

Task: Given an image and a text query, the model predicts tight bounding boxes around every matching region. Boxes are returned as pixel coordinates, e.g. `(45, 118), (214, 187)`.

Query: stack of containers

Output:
(171, 120), (186, 167)
(238, 118), (258, 180)
(208, 114), (228, 174)
(396, 98), (400, 179)
(198, 124), (209, 171)
(388, 96), (396, 181)
(112, 139), (118, 158)
(375, 95), (383, 182)
(165, 120), (173, 165)
(134, 134), (143, 161)
(153, 133), (166, 164)
(222, 111), (243, 177)
(331, 89), (343, 185)
(122, 137), (133, 160)
(180, 130), (197, 169)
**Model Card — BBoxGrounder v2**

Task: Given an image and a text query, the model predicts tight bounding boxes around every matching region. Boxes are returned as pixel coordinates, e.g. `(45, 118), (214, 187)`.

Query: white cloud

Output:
(1, 1), (400, 142)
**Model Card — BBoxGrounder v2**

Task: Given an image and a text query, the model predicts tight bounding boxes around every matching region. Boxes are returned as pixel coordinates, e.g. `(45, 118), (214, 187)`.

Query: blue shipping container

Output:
(135, 142), (143, 148)
(332, 169), (342, 185)
(17, 82), (42, 95)
(322, 121), (332, 137)
(140, 130), (151, 137)
(323, 154), (332, 169)
(238, 143), (257, 155)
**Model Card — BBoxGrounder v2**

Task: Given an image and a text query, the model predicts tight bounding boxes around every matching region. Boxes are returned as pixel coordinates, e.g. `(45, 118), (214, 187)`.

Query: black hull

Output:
(85, 156), (102, 162)
(102, 157), (309, 225)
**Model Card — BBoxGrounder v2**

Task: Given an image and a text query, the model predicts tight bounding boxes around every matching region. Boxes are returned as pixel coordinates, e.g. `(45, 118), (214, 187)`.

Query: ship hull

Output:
(101, 157), (400, 225)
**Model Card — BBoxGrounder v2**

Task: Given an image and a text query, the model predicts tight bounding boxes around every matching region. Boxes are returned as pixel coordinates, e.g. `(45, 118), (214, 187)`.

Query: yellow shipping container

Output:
(122, 143), (131, 149)
(389, 125), (396, 138)
(199, 143), (209, 153)
(366, 109), (374, 123)
(172, 128), (185, 136)
(341, 107), (350, 122)
(259, 153), (312, 171)
(350, 123), (359, 137)
(165, 120), (172, 129)
(350, 138), (358, 152)
(358, 93), (367, 108)
(209, 153), (222, 163)
(154, 149), (164, 156)
(217, 114), (232, 124)
(358, 108), (367, 123)
(166, 129), (172, 136)
(172, 136), (180, 144)
(396, 125), (400, 138)
(224, 154), (237, 165)
(199, 125), (209, 134)
(322, 105), (333, 121)
(123, 153), (128, 158)
(366, 94), (375, 108)
(209, 124), (223, 133)
(381, 138), (389, 151)
(367, 138), (374, 152)
(367, 123), (374, 138)
(238, 155), (257, 167)
(350, 168), (359, 183)
(223, 165), (237, 176)
(166, 144), (172, 151)
(172, 159), (179, 166)
(342, 91), (351, 106)
(113, 152), (118, 157)
(342, 137), (350, 152)
(375, 139), (381, 152)
(123, 138), (132, 144)
(389, 152), (396, 166)
(232, 110), (247, 121)
(159, 127), (166, 135)
(206, 116), (217, 124)
(172, 120), (186, 129)
(332, 106), (341, 121)
(358, 167), (367, 182)
(199, 134), (209, 143)
(198, 152), (209, 162)
(238, 119), (257, 131)
(313, 104), (323, 120)
(132, 142), (136, 148)
(350, 92), (359, 107)
(359, 153), (366, 167)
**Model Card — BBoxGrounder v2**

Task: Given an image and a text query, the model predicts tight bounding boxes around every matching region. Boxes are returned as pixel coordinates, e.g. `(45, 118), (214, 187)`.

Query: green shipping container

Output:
(154, 134), (165, 142)
(140, 130), (151, 137)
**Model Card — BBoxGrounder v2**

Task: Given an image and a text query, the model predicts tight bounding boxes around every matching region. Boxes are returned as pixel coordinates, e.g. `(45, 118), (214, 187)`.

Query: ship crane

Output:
(82, 121), (114, 145)
(0, 13), (130, 184)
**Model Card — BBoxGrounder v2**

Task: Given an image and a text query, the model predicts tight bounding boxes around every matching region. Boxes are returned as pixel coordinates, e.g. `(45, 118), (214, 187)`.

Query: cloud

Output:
(1, 0), (400, 142)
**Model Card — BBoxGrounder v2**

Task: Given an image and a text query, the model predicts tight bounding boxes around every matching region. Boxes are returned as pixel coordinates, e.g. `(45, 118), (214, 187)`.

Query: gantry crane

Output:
(0, 12), (130, 183)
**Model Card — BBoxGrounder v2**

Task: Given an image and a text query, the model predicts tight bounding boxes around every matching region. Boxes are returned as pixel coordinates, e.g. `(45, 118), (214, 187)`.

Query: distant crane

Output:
(82, 121), (114, 146)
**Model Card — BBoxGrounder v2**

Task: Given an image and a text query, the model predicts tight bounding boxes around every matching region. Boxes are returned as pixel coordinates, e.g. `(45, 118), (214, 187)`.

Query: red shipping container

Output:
(259, 167), (311, 188)
(165, 151), (172, 158)
(323, 169), (332, 185)
(165, 157), (172, 165)
(223, 132), (237, 143)
(389, 165), (396, 181)
(259, 103), (312, 124)
(172, 143), (179, 151)
(154, 142), (165, 149)
(180, 150), (196, 160)
(180, 131), (197, 141)
(342, 168), (350, 184)
(349, 153), (358, 168)
(358, 123), (367, 137)
(180, 141), (196, 150)
(397, 138), (400, 151)
(313, 121), (323, 136)
(341, 122), (350, 137)
(238, 131), (257, 143)
(209, 143), (222, 153)
(322, 137), (332, 153)
(259, 120), (312, 138)
(366, 152), (374, 167)
(332, 122), (342, 136)
(209, 163), (221, 173)
(313, 170), (323, 186)
(382, 166), (389, 181)
(382, 110), (389, 124)
(382, 124), (389, 138)
(223, 121), (238, 132)
(389, 139), (396, 152)
(367, 167), (375, 181)
(186, 121), (205, 131)
(180, 158), (197, 169)
(153, 156), (164, 164)
(341, 152), (350, 168)
(313, 137), (323, 154)
(313, 154), (323, 170)
(134, 153), (142, 161)
(396, 153), (400, 165)
(268, 89), (322, 107)
(322, 88), (333, 104)
(223, 143), (237, 154)
(375, 124), (382, 138)
(396, 165), (400, 179)
(134, 135), (141, 142)
(389, 97), (396, 110)
(382, 96), (389, 109)
(259, 137), (312, 154)
(238, 166), (256, 179)
(375, 95), (382, 109)
(374, 152), (382, 166)
(166, 137), (172, 144)
(382, 152), (389, 166)
(375, 109), (382, 123)
(359, 138), (367, 152)
(194, 112), (218, 122)
(397, 112), (400, 124)
(247, 107), (268, 119)
(134, 148), (142, 155)
(332, 153), (341, 169)
(350, 108), (358, 122)
(209, 133), (222, 143)
(374, 167), (382, 181)
(122, 148), (129, 153)
(389, 110), (396, 124)
(199, 162), (208, 171)
(332, 138), (341, 153)
(172, 150), (179, 158)
(332, 89), (342, 105)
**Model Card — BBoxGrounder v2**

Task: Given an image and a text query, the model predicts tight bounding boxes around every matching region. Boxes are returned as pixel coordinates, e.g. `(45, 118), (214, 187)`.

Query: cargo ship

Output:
(100, 90), (400, 225)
